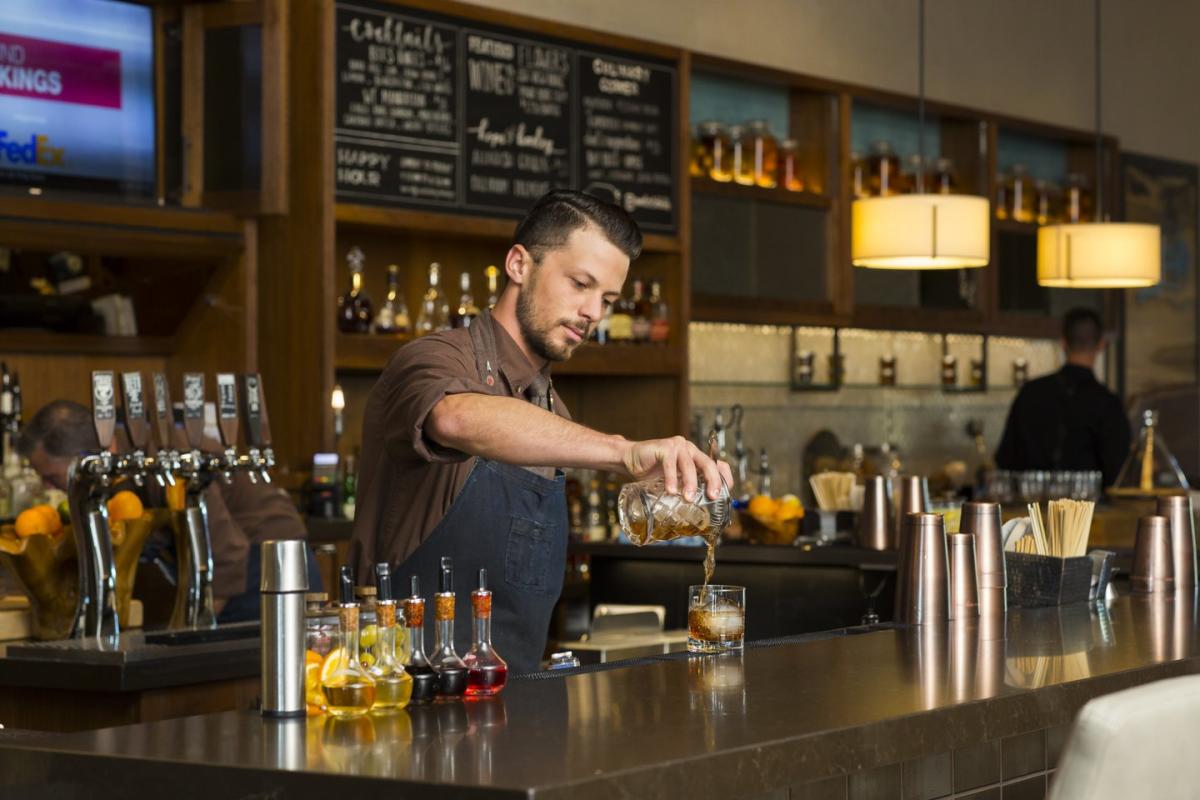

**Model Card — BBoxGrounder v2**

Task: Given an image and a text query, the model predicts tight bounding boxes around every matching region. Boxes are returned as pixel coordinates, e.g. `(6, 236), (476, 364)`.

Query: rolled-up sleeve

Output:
(381, 335), (491, 464)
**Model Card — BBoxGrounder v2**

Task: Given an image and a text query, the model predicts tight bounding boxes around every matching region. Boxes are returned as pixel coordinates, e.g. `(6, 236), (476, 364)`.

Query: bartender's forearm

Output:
(427, 393), (629, 471)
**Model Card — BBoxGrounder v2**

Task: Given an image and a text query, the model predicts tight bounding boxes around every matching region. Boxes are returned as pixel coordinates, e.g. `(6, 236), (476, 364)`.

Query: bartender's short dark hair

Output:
(513, 190), (643, 263)
(17, 400), (100, 459)
(1063, 307), (1104, 352)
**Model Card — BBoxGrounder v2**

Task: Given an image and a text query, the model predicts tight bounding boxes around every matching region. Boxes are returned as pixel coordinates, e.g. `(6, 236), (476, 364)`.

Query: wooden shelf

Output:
(336, 330), (682, 377)
(0, 330), (175, 356)
(335, 203), (682, 254)
(335, 332), (411, 372)
(691, 178), (832, 209)
(0, 196), (245, 259)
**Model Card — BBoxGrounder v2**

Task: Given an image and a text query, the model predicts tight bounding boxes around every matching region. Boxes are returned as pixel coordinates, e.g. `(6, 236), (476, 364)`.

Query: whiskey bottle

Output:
(415, 262), (451, 336)
(337, 247), (373, 334)
(630, 279), (651, 344)
(648, 280), (670, 346)
(374, 264), (410, 334)
(451, 273), (480, 329)
(484, 265), (501, 310)
(607, 289), (635, 344)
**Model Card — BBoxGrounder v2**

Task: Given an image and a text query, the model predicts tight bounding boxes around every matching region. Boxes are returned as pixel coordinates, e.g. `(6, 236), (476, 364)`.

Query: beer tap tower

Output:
(65, 370), (276, 639)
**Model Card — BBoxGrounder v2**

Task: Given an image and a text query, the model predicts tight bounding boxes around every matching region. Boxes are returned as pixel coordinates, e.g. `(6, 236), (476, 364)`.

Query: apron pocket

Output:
(505, 515), (552, 594)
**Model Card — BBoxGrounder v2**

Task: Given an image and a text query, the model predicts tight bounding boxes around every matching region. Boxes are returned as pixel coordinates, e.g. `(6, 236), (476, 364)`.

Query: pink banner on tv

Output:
(0, 31), (122, 109)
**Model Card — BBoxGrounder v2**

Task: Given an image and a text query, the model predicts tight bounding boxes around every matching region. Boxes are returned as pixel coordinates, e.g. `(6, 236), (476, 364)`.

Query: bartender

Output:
(351, 190), (731, 672)
(17, 399), (313, 621)
(995, 307), (1131, 486)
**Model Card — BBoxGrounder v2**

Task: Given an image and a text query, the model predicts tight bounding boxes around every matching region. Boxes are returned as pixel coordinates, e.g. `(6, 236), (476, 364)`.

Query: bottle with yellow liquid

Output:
(367, 563), (413, 710)
(321, 566), (377, 717)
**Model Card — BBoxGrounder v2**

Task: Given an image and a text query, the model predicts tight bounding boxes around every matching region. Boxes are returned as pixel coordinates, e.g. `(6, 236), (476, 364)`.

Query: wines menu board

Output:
(334, 1), (677, 233)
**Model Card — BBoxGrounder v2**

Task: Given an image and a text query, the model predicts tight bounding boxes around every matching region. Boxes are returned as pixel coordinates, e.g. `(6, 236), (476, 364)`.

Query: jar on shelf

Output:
(850, 152), (867, 198)
(745, 120), (778, 188)
(778, 138), (804, 192)
(698, 121), (733, 183)
(969, 358), (985, 387)
(729, 125), (754, 186)
(941, 354), (958, 387)
(1035, 180), (1060, 225)
(901, 154), (924, 194)
(1064, 173), (1093, 223)
(1005, 164), (1036, 223)
(689, 126), (707, 178)
(867, 140), (902, 196)
(933, 157), (956, 194)
(879, 355), (897, 386)
(995, 173), (1010, 220)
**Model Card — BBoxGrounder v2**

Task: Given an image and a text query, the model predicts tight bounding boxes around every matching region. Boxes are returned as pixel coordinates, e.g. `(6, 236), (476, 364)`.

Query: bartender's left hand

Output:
(621, 436), (734, 500)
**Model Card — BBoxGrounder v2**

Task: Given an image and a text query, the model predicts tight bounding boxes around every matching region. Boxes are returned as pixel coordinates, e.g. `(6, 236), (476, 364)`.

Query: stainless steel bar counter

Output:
(1, 594), (1197, 800)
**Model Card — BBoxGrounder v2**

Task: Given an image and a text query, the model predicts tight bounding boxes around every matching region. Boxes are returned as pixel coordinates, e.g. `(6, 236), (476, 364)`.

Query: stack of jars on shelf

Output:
(994, 166), (1094, 225)
(690, 119), (809, 192)
(849, 140), (958, 198)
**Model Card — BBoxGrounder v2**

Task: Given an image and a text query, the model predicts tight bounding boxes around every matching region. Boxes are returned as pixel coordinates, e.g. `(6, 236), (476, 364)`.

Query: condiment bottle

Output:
(403, 576), (438, 705)
(464, 568), (508, 697)
(429, 557), (468, 698)
(367, 563), (413, 710)
(320, 566), (377, 718)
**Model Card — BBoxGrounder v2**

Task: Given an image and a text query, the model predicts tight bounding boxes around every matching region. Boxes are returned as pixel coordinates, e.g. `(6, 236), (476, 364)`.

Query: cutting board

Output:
(0, 596), (143, 641)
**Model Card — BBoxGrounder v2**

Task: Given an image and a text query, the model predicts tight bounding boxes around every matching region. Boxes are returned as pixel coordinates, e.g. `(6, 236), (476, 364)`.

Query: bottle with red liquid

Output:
(403, 576), (438, 705)
(464, 568), (507, 697)
(429, 557), (468, 699)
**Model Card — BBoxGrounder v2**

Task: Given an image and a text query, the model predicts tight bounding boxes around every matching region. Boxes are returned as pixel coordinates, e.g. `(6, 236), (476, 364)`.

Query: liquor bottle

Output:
(337, 247), (373, 334)
(648, 280), (669, 346)
(320, 566), (377, 718)
(429, 556), (467, 698)
(594, 304), (612, 345)
(630, 279), (651, 344)
(341, 453), (357, 520)
(607, 289), (635, 344)
(403, 576), (438, 704)
(374, 264), (410, 334)
(415, 262), (451, 336)
(464, 568), (507, 697)
(484, 265), (501, 310)
(451, 272), (480, 329)
(367, 563), (413, 710)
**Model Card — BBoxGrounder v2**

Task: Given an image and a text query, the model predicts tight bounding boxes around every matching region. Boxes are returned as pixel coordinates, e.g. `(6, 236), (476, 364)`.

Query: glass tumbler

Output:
(688, 585), (745, 654)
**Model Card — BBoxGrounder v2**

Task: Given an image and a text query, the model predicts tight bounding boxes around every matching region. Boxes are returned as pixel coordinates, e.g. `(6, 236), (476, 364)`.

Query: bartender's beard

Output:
(516, 270), (592, 362)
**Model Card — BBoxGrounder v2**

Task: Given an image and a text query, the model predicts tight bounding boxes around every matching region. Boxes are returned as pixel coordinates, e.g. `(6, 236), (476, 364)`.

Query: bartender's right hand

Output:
(621, 436), (734, 500)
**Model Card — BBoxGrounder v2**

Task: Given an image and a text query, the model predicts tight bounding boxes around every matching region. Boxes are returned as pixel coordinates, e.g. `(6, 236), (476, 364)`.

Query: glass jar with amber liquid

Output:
(1005, 164), (1036, 223)
(745, 120), (778, 188)
(322, 566), (377, 718)
(730, 125), (755, 186)
(849, 152), (867, 198)
(689, 125), (707, 178)
(778, 139), (804, 192)
(698, 121), (733, 183)
(867, 140), (902, 196)
(933, 157), (956, 194)
(1035, 180), (1059, 225)
(1064, 173), (1093, 223)
(995, 173), (1010, 220)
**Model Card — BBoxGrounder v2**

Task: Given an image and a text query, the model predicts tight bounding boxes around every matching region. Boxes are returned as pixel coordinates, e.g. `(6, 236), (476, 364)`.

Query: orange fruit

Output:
(748, 495), (776, 519)
(106, 491), (144, 522)
(15, 508), (51, 537)
(35, 504), (63, 534)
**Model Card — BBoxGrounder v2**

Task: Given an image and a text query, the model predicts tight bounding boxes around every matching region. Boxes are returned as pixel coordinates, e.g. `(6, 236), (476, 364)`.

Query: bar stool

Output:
(1049, 674), (1200, 799)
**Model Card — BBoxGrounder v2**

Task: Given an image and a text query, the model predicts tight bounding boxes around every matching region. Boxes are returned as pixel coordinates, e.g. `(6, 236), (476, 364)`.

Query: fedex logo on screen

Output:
(0, 131), (65, 167)
(0, 32), (121, 109)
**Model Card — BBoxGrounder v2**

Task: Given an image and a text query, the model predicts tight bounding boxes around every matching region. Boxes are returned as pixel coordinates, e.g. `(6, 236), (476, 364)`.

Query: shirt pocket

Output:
(504, 515), (552, 594)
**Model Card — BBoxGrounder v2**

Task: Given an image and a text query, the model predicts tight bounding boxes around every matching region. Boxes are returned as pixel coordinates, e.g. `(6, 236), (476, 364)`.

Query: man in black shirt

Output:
(995, 308), (1131, 486)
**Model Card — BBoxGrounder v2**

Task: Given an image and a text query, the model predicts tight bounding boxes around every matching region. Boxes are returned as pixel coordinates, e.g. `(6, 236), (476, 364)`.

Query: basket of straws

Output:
(1004, 499), (1095, 608)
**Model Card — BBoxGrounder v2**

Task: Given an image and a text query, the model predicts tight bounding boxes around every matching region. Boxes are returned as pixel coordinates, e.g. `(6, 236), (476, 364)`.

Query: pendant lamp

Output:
(1037, 0), (1160, 288)
(852, 0), (990, 270)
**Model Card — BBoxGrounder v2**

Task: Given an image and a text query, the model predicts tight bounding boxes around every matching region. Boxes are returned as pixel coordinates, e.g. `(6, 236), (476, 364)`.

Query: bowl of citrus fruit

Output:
(739, 494), (804, 545)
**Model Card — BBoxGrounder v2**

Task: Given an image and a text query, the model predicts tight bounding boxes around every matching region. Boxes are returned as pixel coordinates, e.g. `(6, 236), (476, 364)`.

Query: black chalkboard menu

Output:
(334, 1), (677, 233)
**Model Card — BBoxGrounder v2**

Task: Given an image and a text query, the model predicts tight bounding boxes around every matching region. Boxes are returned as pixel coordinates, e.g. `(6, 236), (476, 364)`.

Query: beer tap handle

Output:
(91, 371), (116, 453)
(151, 373), (173, 454)
(241, 373), (273, 482)
(215, 373), (240, 452)
(120, 372), (150, 452)
(182, 373), (207, 452)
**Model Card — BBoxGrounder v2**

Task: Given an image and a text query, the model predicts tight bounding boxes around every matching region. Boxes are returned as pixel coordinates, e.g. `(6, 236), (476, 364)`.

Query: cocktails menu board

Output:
(334, 1), (677, 233)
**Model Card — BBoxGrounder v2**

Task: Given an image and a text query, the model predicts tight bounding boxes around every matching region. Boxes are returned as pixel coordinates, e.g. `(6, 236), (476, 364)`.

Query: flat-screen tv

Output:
(0, 0), (155, 198)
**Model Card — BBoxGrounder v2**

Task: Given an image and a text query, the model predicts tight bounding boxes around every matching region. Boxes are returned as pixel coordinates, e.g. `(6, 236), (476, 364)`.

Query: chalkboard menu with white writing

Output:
(334, 1), (677, 233)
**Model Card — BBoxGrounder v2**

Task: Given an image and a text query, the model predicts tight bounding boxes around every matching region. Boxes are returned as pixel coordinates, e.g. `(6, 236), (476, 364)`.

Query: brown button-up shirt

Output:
(351, 315), (569, 573)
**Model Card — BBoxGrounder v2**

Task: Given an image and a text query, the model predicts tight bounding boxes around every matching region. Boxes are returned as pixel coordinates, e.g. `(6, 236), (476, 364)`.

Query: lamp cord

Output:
(1094, 0), (1103, 221)
(917, 0), (926, 192)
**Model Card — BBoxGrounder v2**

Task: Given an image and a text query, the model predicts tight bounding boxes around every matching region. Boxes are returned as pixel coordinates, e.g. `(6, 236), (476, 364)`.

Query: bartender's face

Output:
(27, 445), (72, 492)
(513, 225), (628, 361)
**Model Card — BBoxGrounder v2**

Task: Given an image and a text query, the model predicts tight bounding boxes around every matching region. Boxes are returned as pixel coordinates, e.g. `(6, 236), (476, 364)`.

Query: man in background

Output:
(18, 399), (314, 622)
(996, 307), (1131, 487)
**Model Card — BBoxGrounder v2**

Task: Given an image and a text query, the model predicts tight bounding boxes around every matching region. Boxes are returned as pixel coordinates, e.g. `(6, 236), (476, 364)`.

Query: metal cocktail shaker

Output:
(260, 539), (309, 718)
(1157, 495), (1197, 593)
